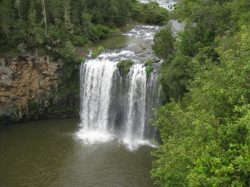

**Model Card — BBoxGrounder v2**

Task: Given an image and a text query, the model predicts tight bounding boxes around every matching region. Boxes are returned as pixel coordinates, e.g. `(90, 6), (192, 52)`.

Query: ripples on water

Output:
(0, 119), (155, 186)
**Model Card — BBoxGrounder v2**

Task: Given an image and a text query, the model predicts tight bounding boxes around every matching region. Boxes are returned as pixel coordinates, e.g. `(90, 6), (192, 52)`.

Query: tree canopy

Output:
(151, 0), (250, 186)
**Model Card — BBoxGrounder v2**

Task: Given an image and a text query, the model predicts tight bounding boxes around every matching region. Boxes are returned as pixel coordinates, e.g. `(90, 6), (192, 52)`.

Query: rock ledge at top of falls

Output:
(0, 55), (63, 127)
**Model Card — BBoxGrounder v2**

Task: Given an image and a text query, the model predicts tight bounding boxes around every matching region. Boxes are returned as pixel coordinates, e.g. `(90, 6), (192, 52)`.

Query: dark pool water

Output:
(0, 119), (155, 187)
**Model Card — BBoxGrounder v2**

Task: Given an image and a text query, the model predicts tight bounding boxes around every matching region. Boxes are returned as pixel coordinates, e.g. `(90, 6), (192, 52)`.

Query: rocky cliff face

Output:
(0, 55), (79, 128)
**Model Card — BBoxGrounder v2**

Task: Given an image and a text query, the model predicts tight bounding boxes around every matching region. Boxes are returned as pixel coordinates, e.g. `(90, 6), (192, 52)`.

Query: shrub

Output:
(92, 46), (105, 58)
(132, 2), (169, 25)
(71, 35), (88, 46)
(153, 26), (175, 59)
(145, 59), (154, 78)
(117, 59), (134, 77)
(90, 24), (112, 41)
(146, 66), (154, 78)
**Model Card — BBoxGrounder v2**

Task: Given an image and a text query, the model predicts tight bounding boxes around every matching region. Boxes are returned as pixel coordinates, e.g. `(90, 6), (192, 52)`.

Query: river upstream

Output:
(0, 0), (179, 186)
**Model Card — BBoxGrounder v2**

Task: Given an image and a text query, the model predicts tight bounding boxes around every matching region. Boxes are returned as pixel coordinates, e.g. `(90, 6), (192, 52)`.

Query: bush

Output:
(153, 26), (175, 59)
(71, 34), (88, 46)
(132, 2), (169, 25)
(92, 46), (105, 58)
(117, 59), (134, 77)
(146, 66), (154, 78)
(151, 24), (250, 187)
(28, 101), (39, 111)
(159, 54), (193, 101)
(145, 59), (154, 78)
(90, 24), (112, 41)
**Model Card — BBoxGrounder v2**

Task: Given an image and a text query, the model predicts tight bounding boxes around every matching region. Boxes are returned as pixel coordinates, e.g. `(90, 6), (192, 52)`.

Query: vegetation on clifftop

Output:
(117, 59), (134, 77)
(131, 2), (169, 25)
(151, 0), (250, 186)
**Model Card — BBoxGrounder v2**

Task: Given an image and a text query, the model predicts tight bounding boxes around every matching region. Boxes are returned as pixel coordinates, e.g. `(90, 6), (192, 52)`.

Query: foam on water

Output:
(123, 25), (160, 40)
(122, 138), (158, 151)
(76, 128), (114, 144)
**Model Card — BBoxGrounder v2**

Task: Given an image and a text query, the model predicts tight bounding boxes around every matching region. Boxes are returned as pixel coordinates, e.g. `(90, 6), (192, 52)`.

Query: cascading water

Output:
(77, 58), (117, 144)
(76, 24), (161, 149)
(123, 64), (147, 148)
(80, 60), (116, 131)
(144, 70), (162, 140)
(77, 51), (137, 144)
(77, 34), (159, 149)
(77, 0), (178, 150)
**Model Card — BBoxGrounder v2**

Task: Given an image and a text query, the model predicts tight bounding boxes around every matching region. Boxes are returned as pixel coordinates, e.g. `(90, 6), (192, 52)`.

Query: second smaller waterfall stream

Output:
(123, 64), (147, 147)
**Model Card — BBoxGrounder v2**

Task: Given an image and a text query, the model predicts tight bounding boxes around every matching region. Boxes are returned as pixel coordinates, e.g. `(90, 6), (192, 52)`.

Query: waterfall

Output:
(145, 71), (162, 140)
(123, 64), (147, 148)
(76, 36), (163, 149)
(79, 59), (117, 131)
(76, 0), (178, 149)
(77, 53), (120, 144)
(77, 52), (160, 149)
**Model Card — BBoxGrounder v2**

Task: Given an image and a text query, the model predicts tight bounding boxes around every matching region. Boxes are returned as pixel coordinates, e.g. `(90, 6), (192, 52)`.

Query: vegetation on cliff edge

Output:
(151, 0), (250, 186)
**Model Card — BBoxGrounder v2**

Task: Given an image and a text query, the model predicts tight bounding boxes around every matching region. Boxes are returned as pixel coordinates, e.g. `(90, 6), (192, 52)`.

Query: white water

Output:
(77, 50), (136, 145)
(77, 49), (152, 149)
(123, 64), (147, 149)
(77, 0), (177, 150)
(77, 58), (117, 144)
(138, 0), (177, 10)
(123, 25), (160, 40)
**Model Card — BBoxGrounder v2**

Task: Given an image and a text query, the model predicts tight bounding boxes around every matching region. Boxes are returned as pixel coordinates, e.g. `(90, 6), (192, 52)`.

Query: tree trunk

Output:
(15, 0), (22, 20)
(41, 0), (48, 36)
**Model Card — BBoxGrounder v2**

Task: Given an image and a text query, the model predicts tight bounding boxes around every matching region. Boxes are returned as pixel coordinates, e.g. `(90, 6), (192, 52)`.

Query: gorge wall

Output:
(0, 55), (79, 129)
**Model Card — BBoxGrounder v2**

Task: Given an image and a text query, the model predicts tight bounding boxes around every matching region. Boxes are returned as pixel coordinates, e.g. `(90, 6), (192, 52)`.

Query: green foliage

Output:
(0, 0), (171, 54)
(152, 0), (250, 185)
(0, 0), (14, 36)
(117, 59), (133, 77)
(152, 26), (175, 59)
(145, 59), (154, 78)
(146, 66), (153, 78)
(152, 0), (250, 103)
(152, 23), (250, 186)
(145, 58), (153, 67)
(87, 0), (132, 26)
(92, 46), (105, 58)
(90, 24), (112, 41)
(56, 42), (79, 63)
(160, 54), (194, 101)
(28, 101), (39, 111)
(0, 0), (135, 54)
(132, 2), (169, 25)
(70, 35), (88, 46)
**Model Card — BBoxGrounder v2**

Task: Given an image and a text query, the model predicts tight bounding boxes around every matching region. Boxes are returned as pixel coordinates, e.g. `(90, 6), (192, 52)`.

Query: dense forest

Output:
(0, 0), (168, 56)
(151, 0), (250, 186)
